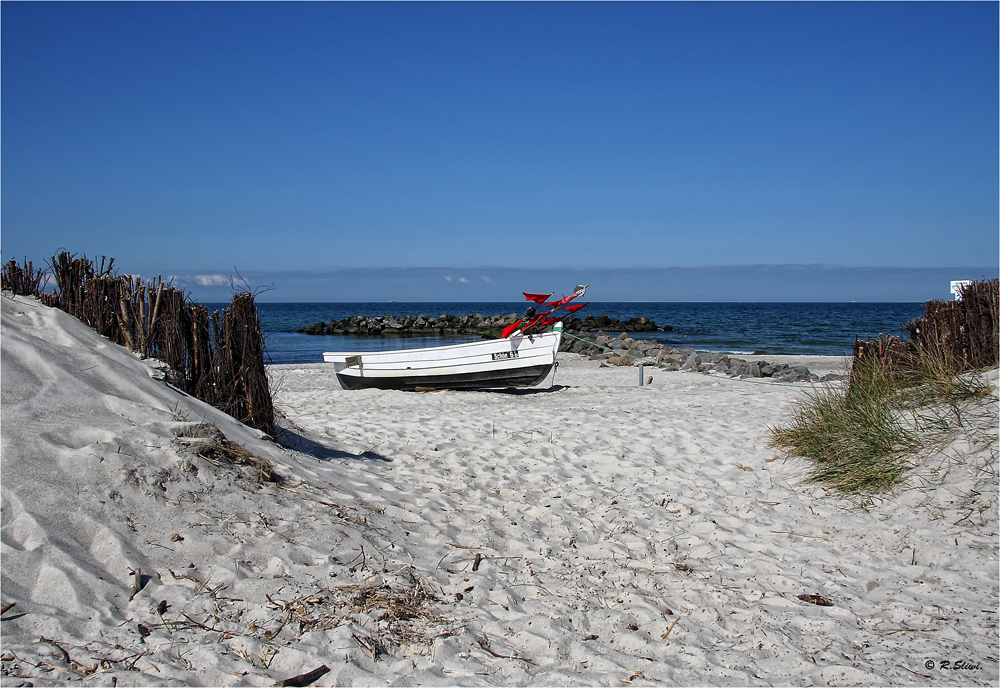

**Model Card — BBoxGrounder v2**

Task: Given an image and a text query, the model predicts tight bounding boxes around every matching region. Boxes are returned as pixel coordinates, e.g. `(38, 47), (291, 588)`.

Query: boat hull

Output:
(335, 362), (555, 391)
(323, 325), (562, 391)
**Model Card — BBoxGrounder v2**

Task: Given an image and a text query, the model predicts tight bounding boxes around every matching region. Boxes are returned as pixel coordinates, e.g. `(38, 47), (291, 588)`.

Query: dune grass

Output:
(769, 349), (995, 494)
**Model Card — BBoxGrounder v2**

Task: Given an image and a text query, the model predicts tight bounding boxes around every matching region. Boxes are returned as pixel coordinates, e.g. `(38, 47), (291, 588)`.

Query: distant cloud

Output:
(193, 274), (229, 286)
(444, 276), (453, 282)
(481, 275), (493, 283)
(459, 277), (470, 283)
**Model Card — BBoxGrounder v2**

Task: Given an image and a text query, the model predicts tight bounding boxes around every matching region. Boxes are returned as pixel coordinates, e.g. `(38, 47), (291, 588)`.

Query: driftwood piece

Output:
(797, 593), (833, 606)
(128, 568), (144, 601)
(37, 635), (97, 675)
(274, 664), (331, 687)
(474, 634), (533, 663)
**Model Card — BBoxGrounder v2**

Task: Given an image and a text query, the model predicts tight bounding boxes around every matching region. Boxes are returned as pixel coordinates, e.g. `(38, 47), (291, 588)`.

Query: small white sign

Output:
(950, 280), (973, 300)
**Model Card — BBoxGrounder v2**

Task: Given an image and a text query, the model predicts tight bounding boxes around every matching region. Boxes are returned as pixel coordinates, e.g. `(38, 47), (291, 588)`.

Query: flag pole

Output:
(506, 284), (588, 338)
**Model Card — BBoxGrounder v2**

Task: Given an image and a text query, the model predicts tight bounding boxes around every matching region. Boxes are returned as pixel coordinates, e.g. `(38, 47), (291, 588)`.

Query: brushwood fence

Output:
(1, 257), (49, 297)
(2, 254), (275, 436)
(852, 277), (999, 380)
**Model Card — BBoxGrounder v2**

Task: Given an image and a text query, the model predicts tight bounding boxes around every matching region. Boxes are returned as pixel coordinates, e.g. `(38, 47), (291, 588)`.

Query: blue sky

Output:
(2, 2), (997, 302)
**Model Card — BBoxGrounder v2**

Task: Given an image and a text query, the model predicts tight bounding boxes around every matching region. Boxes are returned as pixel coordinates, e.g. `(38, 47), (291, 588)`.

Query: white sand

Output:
(2, 293), (997, 686)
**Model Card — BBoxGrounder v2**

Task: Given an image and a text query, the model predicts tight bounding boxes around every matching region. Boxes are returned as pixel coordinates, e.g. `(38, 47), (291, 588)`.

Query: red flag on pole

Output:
(545, 294), (577, 308)
(522, 292), (552, 306)
(563, 303), (588, 313)
(501, 320), (522, 338)
(518, 285), (589, 334)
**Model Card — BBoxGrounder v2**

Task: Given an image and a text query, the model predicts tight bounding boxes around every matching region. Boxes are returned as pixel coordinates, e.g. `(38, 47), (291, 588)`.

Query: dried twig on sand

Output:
(256, 568), (458, 657)
(174, 423), (279, 484)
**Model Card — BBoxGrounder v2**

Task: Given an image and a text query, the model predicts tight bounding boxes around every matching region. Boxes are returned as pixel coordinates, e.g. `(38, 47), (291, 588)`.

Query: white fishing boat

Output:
(323, 285), (588, 391)
(324, 323), (564, 390)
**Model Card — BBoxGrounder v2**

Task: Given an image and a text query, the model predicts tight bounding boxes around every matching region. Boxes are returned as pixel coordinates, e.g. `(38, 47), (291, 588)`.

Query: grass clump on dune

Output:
(769, 348), (995, 494)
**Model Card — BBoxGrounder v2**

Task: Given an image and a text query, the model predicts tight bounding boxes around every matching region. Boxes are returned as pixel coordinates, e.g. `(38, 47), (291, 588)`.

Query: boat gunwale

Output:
(322, 328), (561, 362)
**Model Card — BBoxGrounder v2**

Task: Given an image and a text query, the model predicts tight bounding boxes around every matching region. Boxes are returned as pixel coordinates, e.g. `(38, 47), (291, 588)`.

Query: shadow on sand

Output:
(276, 427), (392, 463)
(479, 384), (568, 395)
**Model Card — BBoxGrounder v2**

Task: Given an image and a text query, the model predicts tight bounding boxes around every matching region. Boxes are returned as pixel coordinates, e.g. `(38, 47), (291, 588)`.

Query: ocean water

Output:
(208, 302), (927, 365)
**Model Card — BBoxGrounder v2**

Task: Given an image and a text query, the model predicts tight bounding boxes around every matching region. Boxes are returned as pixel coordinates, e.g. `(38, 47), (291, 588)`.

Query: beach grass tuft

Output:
(769, 349), (995, 494)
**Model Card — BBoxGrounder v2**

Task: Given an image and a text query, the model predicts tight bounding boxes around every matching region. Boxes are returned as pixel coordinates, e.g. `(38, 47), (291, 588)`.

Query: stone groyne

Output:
(297, 313), (670, 338)
(562, 332), (843, 382)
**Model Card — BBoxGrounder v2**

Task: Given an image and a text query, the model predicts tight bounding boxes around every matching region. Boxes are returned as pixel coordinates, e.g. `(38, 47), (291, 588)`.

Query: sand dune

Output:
(2, 293), (997, 686)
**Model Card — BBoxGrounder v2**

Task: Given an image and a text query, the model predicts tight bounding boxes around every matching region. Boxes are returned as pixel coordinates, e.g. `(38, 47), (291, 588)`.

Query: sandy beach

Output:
(2, 293), (997, 686)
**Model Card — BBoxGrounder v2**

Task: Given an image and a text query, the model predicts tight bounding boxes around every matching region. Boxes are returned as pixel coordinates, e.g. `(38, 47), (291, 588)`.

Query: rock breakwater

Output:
(562, 332), (846, 383)
(297, 313), (669, 337)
